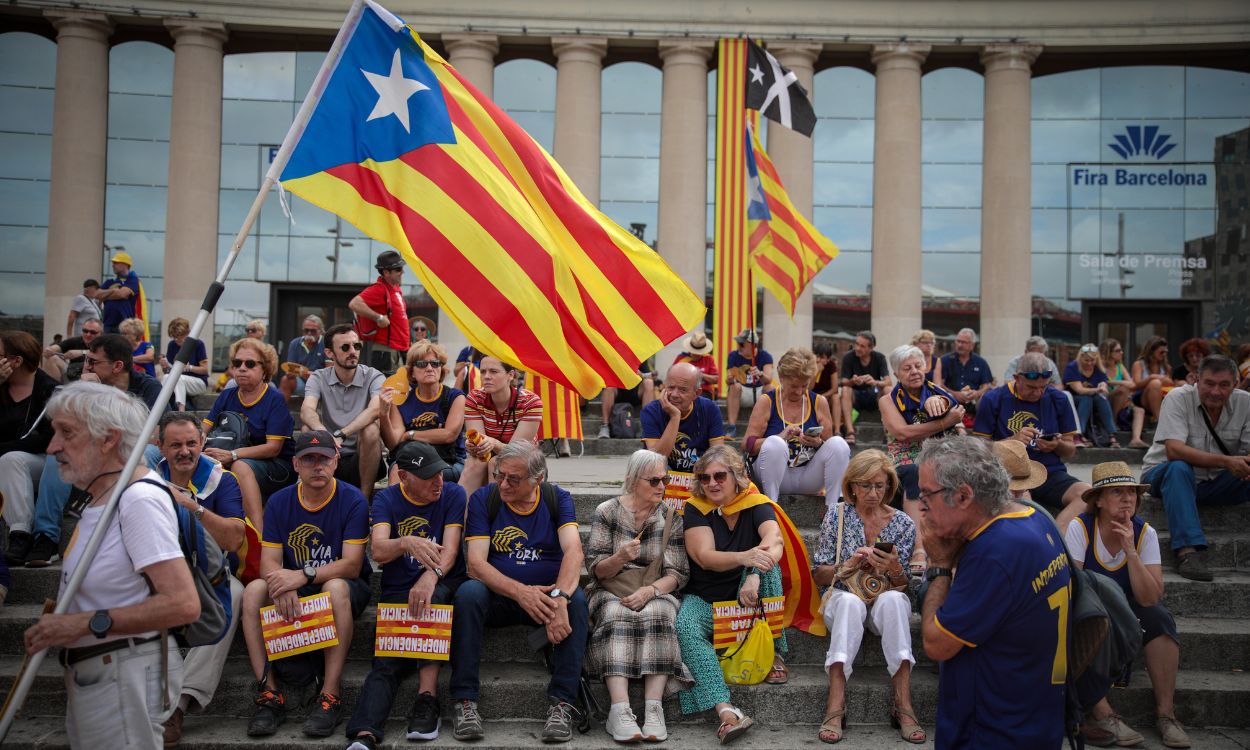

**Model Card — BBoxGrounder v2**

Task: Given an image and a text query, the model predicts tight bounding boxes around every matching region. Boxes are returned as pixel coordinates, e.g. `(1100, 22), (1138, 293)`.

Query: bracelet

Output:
(651, 584), (663, 599)
(744, 436), (758, 454)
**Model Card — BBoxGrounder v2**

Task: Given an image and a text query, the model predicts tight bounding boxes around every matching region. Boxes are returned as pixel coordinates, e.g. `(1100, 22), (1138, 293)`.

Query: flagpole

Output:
(0, 0), (370, 740)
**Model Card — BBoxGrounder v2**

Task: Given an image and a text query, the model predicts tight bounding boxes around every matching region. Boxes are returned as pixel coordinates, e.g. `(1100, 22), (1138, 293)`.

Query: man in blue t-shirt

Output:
(725, 328), (774, 436)
(240, 431), (372, 739)
(973, 352), (1092, 532)
(449, 442), (588, 743)
(937, 327), (994, 413)
(96, 251), (140, 333)
(642, 362), (724, 474)
(917, 437), (1070, 750)
(346, 441), (467, 746)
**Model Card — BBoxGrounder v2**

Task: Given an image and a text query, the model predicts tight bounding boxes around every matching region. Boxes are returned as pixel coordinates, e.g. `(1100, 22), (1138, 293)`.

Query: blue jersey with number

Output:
(640, 397), (725, 472)
(370, 481), (467, 598)
(933, 507), (1070, 750)
(464, 484), (577, 586)
(972, 382), (1076, 471)
(261, 479), (370, 580)
(203, 383), (295, 459)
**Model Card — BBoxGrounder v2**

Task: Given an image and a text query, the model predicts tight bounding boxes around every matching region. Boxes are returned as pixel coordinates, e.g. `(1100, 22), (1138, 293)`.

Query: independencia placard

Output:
(373, 603), (453, 660)
(663, 471), (694, 514)
(711, 595), (784, 650)
(261, 592), (338, 660)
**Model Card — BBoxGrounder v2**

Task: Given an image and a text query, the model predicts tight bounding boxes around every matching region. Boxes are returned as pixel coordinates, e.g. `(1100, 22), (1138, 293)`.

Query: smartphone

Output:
(1038, 432), (1061, 441)
(874, 541), (895, 553)
(804, 426), (824, 436)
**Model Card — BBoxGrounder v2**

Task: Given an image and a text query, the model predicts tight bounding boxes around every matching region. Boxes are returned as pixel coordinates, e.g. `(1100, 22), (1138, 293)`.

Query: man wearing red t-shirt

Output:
(349, 251), (410, 375)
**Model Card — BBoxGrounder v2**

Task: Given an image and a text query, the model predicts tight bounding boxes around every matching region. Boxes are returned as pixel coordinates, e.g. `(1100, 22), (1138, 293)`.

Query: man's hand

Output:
(1012, 426), (1040, 446)
(24, 612), (90, 654)
(403, 536), (443, 570)
(274, 590), (301, 622)
(375, 314), (390, 329)
(515, 584), (559, 625)
(0, 357), (13, 385)
(265, 567), (305, 600)
(738, 573), (761, 608)
(660, 390), (681, 419)
(944, 404), (967, 427)
(543, 597), (572, 644)
(1034, 434), (1060, 453)
(169, 485), (199, 512)
(1225, 454), (1250, 480)
(408, 574), (437, 619)
(920, 518), (965, 569)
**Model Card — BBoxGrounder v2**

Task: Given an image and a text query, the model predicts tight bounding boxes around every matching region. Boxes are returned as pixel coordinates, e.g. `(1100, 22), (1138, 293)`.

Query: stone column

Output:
(42, 10), (112, 343)
(163, 20), (227, 359)
(654, 39), (713, 374)
(761, 42), (822, 356)
(869, 43), (929, 352)
(438, 33), (500, 362)
(979, 43), (1042, 376)
(551, 36), (607, 206)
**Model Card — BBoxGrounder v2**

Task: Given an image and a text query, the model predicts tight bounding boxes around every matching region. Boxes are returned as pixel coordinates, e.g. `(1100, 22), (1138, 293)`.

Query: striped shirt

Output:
(464, 386), (543, 443)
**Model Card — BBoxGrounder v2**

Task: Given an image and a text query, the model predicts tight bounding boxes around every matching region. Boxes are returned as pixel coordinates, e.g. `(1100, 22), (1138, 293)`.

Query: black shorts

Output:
(1132, 601), (1179, 646)
(335, 451), (387, 486)
(1031, 470), (1081, 509)
(852, 387), (880, 412)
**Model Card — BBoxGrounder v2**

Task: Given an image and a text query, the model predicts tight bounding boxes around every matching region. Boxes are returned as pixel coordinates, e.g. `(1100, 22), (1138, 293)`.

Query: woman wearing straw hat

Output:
(675, 331), (719, 399)
(1064, 462), (1190, 749)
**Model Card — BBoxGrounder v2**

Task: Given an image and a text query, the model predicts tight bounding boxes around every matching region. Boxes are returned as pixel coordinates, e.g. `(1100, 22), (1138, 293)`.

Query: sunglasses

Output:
(1079, 344), (1098, 353)
(1019, 371), (1053, 381)
(642, 476), (670, 488)
(232, 358), (261, 370)
(338, 342), (364, 352)
(414, 326), (427, 332)
(696, 470), (730, 485)
(245, 327), (261, 333)
(412, 359), (444, 369)
(494, 470), (529, 486)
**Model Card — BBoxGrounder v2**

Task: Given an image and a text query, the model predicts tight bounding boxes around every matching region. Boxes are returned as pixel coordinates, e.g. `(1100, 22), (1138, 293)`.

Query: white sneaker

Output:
(606, 704), (643, 743)
(597, 425), (611, 439)
(641, 701), (667, 742)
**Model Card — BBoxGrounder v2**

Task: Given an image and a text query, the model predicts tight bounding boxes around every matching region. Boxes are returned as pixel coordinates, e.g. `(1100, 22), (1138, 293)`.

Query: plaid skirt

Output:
(586, 589), (694, 691)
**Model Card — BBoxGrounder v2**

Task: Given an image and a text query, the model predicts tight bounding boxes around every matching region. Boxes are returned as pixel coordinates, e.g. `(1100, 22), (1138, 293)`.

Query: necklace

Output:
(773, 388), (809, 429)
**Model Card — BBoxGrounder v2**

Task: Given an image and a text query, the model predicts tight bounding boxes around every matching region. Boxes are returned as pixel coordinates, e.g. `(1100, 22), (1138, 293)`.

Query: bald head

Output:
(663, 361), (701, 412)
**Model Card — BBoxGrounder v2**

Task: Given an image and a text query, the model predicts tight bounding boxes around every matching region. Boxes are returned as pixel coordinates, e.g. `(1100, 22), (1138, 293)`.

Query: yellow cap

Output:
(111, 251), (133, 267)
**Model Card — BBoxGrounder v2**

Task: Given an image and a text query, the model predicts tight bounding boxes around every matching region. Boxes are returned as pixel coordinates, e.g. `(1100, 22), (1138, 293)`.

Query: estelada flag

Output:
(276, 0), (703, 398)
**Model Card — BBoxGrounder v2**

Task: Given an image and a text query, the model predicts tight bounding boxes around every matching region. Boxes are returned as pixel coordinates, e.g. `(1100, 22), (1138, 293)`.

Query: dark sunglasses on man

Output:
(1019, 370), (1053, 381)
(337, 342), (364, 352)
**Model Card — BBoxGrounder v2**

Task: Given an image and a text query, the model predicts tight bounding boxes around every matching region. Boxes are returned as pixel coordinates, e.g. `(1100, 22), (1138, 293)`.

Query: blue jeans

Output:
(34, 446), (162, 542)
(1143, 461), (1250, 551)
(1074, 393), (1115, 441)
(448, 580), (588, 704)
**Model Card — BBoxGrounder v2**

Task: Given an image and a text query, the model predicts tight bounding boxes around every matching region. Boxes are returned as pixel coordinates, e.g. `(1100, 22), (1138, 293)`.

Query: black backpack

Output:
(486, 481), (559, 524)
(204, 410), (250, 452)
(608, 403), (640, 439)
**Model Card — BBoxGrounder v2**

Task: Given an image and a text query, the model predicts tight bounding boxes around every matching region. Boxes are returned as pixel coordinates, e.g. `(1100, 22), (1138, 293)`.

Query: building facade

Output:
(2, 0), (1248, 374)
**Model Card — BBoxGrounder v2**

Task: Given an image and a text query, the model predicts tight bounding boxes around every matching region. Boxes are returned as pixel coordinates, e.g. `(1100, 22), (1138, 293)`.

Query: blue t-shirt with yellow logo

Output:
(370, 481), (468, 599)
(203, 383), (295, 459)
(972, 382), (1076, 471)
(933, 506), (1070, 749)
(261, 479), (370, 580)
(397, 384), (467, 462)
(641, 397), (725, 473)
(464, 483), (577, 586)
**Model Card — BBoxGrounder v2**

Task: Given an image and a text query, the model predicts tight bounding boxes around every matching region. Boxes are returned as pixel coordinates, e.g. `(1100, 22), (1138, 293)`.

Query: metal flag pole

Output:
(0, 0), (366, 739)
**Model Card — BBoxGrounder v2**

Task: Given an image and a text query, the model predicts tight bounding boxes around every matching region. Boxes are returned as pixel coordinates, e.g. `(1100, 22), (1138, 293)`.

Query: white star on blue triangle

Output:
(745, 130), (772, 221)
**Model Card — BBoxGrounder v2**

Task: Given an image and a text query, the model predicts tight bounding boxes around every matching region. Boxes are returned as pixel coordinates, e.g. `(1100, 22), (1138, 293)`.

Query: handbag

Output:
(597, 501), (677, 598)
(718, 609), (774, 685)
(830, 502), (907, 605)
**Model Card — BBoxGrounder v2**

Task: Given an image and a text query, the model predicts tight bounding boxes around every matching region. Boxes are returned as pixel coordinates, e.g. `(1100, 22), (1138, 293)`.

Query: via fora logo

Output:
(1108, 125), (1177, 160)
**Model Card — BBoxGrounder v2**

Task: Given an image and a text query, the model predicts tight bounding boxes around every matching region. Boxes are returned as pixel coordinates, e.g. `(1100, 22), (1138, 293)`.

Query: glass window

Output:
(922, 164), (982, 208)
(222, 100), (297, 146)
(105, 185), (169, 232)
(922, 208), (981, 254)
(257, 235), (290, 281)
(601, 62), (660, 243)
(1032, 120), (1101, 164)
(921, 68), (983, 119)
(0, 271), (46, 315)
(494, 59), (556, 153)
(601, 113), (661, 157)
(813, 67), (874, 118)
(1186, 68), (1250, 118)
(110, 42), (174, 95)
(812, 66), (874, 293)
(1101, 67), (1184, 118)
(813, 163), (873, 208)
(0, 133), (52, 181)
(813, 207), (872, 251)
(602, 62), (661, 114)
(813, 119), (874, 163)
(108, 93), (172, 141)
(223, 52), (296, 100)
(0, 226), (48, 273)
(599, 157), (660, 204)
(106, 139), (170, 186)
(924, 252), (981, 298)
(0, 178), (50, 227)
(1032, 69), (1100, 119)
(0, 87), (54, 134)
(0, 32), (57, 88)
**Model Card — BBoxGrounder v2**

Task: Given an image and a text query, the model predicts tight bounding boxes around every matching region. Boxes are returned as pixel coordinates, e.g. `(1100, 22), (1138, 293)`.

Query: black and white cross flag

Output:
(744, 40), (816, 138)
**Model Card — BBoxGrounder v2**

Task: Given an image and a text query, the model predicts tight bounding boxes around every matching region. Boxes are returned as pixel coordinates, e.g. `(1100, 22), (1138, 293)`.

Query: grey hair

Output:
(958, 327), (978, 344)
(495, 441), (547, 483)
(1017, 351), (1051, 375)
(47, 381), (150, 460)
(1024, 335), (1048, 354)
(303, 314), (324, 330)
(888, 344), (926, 375)
(1198, 354), (1238, 379)
(623, 449), (667, 493)
(917, 436), (1010, 515)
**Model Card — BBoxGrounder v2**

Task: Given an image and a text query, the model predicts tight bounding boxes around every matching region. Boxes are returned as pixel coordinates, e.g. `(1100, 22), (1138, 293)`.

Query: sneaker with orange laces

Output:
(246, 685), (286, 737)
(304, 691), (343, 737)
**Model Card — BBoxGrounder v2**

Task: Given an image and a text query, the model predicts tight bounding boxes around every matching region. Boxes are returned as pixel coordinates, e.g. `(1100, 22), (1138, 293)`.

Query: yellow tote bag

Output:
(718, 611), (774, 685)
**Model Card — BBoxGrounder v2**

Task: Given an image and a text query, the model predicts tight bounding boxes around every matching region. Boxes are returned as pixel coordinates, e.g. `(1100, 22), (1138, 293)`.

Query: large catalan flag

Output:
(527, 371), (583, 440)
(276, 0), (703, 398)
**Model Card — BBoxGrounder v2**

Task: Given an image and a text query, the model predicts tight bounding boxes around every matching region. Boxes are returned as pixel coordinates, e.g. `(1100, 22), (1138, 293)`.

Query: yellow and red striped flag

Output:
(527, 371), (583, 440)
(746, 124), (839, 316)
(276, 0), (703, 399)
(713, 38), (754, 398)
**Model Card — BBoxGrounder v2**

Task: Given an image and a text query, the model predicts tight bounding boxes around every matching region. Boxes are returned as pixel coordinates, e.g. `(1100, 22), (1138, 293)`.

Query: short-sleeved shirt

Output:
(100, 271), (140, 328)
(167, 338), (209, 383)
(726, 349), (774, 388)
(306, 365), (384, 452)
(1065, 513), (1160, 603)
(127, 371), (169, 412)
(1142, 384), (1250, 481)
(840, 350), (889, 390)
(940, 352), (994, 391)
(682, 502), (776, 601)
(370, 481), (468, 598)
(933, 506), (1070, 750)
(203, 383), (295, 459)
(1063, 361), (1108, 391)
(973, 382), (1077, 472)
(285, 337), (327, 372)
(641, 397), (725, 472)
(356, 277), (409, 352)
(59, 335), (89, 354)
(69, 293), (102, 336)
(760, 390), (821, 465)
(159, 456), (246, 571)
(262, 479), (370, 580)
(813, 360), (838, 395)
(397, 384), (466, 462)
(132, 341), (156, 378)
(464, 386), (543, 443)
(464, 483), (577, 586)
(674, 352), (720, 397)
(456, 347), (485, 366)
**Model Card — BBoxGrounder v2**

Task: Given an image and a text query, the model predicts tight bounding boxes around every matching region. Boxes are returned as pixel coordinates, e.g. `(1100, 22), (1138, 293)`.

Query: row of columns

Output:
(38, 14), (1040, 376)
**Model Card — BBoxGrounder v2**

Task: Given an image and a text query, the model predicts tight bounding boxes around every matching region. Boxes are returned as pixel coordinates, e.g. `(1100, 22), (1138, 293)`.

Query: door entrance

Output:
(1083, 301), (1199, 360)
(268, 284), (358, 350)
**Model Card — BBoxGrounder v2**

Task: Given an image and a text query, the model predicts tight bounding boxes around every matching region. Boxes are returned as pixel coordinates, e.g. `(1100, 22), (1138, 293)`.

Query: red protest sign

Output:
(711, 595), (784, 650)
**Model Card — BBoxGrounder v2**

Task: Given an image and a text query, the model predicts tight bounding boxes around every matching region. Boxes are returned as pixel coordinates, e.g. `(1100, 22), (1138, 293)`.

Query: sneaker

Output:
(162, 706), (184, 747)
(1175, 551), (1213, 582)
(723, 422), (736, 438)
(1083, 714), (1144, 747)
(1157, 716), (1191, 748)
(5, 531), (32, 566)
(606, 704), (643, 743)
(303, 692), (342, 737)
(542, 700), (578, 743)
(346, 735), (378, 750)
(24, 534), (59, 568)
(641, 702), (667, 742)
(452, 699), (485, 741)
(247, 686), (286, 737)
(407, 692), (441, 741)
(597, 425), (611, 439)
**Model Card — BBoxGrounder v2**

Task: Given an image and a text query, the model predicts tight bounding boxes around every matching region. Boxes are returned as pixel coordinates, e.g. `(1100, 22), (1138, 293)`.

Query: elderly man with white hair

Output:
(936, 328), (994, 411)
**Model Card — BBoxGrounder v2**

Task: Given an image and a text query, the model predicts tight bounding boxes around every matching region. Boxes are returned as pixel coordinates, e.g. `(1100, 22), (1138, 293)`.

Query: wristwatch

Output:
(433, 566), (446, 580)
(332, 429), (344, 439)
(88, 610), (113, 640)
(193, 504), (206, 521)
(925, 566), (953, 582)
(303, 563), (318, 586)
(548, 588), (572, 601)
(229, 450), (238, 463)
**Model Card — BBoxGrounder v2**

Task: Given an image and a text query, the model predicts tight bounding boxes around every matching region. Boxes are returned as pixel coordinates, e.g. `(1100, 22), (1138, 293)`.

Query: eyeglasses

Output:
(232, 358), (260, 370)
(917, 486), (953, 507)
(494, 470), (529, 486)
(1019, 371), (1053, 381)
(412, 359), (444, 369)
(696, 470), (730, 485)
(245, 327), (261, 334)
(338, 342), (364, 352)
(296, 454), (334, 466)
(83, 355), (111, 368)
(642, 476), (670, 488)
(852, 482), (889, 495)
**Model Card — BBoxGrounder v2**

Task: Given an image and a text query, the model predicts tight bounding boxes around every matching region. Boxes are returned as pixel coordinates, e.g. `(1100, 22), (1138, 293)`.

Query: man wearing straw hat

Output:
(991, 440), (1048, 499)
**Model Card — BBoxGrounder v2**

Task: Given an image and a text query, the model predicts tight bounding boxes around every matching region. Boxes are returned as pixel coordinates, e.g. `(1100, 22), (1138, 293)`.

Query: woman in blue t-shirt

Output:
(119, 317), (156, 378)
(380, 340), (466, 483)
(1064, 344), (1117, 448)
(161, 316), (209, 411)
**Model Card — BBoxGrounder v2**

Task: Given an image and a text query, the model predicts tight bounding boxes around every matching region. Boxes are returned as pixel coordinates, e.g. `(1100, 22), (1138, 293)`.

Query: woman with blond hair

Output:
(910, 329), (941, 383)
(118, 317), (156, 377)
(380, 339), (466, 482)
(160, 316), (209, 411)
(1064, 343), (1118, 448)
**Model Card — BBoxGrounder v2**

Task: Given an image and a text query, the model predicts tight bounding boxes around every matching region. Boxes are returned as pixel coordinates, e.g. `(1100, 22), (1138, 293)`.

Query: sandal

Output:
(909, 549), (928, 577)
(764, 659), (788, 684)
(844, 431), (856, 447)
(817, 709), (845, 744)
(1110, 437), (1121, 448)
(1129, 439), (1148, 449)
(716, 706), (754, 745)
(891, 705), (926, 744)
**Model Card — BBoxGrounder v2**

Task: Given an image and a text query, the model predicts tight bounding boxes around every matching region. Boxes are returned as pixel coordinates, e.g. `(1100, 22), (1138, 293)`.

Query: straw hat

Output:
(410, 315), (437, 338)
(992, 440), (1048, 492)
(1081, 461), (1149, 504)
(682, 331), (714, 356)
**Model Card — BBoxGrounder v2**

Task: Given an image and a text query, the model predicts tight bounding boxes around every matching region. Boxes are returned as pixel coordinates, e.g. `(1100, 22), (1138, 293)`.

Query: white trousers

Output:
(0, 451), (45, 533)
(65, 636), (182, 750)
(821, 587), (914, 680)
(179, 575), (244, 711)
(171, 375), (208, 408)
(755, 434), (850, 507)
